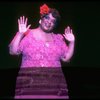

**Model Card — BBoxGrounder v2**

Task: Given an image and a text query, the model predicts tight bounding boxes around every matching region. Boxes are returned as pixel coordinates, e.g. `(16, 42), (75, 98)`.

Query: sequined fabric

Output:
(14, 67), (69, 99)
(17, 30), (68, 68)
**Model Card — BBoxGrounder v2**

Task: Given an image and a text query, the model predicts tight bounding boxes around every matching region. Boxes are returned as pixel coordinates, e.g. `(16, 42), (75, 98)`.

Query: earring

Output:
(39, 20), (41, 24)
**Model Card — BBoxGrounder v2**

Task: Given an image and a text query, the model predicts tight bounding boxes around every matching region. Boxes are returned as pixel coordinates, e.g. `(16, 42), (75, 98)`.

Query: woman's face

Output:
(40, 13), (56, 33)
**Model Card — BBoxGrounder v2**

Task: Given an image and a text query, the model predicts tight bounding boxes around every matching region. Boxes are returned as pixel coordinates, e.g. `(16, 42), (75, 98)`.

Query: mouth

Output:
(44, 23), (51, 28)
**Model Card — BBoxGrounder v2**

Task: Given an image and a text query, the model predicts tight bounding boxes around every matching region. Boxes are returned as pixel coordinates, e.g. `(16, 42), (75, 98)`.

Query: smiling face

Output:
(39, 13), (56, 33)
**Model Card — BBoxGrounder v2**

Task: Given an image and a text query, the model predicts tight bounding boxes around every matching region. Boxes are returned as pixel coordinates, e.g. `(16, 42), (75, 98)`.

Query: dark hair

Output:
(41, 8), (61, 27)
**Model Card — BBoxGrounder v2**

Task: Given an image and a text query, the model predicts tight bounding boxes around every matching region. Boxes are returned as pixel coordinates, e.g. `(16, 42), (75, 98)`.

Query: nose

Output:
(48, 21), (54, 27)
(47, 20), (51, 24)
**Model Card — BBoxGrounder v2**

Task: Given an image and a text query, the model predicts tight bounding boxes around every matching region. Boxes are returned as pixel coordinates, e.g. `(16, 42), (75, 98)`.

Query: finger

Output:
(71, 29), (73, 34)
(68, 28), (71, 34)
(68, 26), (71, 33)
(66, 26), (72, 34)
(64, 28), (67, 34)
(20, 16), (22, 24)
(65, 26), (69, 33)
(18, 19), (20, 25)
(25, 18), (28, 26)
(67, 26), (70, 29)
(63, 34), (66, 38)
(67, 26), (70, 32)
(65, 28), (69, 35)
(18, 19), (20, 30)
(22, 16), (25, 24)
(26, 24), (31, 30)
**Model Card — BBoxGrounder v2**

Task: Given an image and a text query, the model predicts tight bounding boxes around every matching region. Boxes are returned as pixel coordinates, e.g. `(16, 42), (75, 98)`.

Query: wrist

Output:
(69, 41), (75, 45)
(17, 32), (24, 38)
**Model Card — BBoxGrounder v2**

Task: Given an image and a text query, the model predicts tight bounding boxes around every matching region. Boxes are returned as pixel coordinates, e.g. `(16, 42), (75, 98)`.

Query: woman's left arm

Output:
(62, 26), (75, 62)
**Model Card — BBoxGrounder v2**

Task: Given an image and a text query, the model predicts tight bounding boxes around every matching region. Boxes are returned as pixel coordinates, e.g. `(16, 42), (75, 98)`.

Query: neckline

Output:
(31, 31), (54, 43)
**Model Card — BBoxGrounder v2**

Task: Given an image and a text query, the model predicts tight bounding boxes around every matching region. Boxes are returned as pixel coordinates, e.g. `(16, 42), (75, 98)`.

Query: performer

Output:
(9, 4), (75, 99)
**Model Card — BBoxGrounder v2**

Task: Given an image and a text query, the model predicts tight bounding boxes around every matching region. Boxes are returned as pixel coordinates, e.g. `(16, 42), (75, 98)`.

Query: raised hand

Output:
(63, 26), (75, 42)
(18, 16), (31, 34)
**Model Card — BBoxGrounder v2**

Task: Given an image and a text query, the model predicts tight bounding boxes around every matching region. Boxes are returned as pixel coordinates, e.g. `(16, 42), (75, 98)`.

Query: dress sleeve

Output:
(9, 29), (31, 55)
(17, 29), (31, 54)
(17, 35), (25, 54)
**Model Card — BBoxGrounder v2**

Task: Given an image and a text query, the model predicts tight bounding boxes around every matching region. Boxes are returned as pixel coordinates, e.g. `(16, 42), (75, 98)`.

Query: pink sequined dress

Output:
(12, 29), (69, 99)
(17, 29), (68, 68)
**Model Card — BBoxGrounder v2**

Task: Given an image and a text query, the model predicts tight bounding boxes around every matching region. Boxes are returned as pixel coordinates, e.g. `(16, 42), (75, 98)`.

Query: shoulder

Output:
(24, 29), (36, 38)
(53, 33), (64, 41)
(29, 28), (37, 33)
(20, 29), (33, 42)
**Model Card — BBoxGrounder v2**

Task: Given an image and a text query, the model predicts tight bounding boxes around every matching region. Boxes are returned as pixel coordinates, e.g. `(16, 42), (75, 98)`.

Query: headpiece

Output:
(40, 4), (50, 17)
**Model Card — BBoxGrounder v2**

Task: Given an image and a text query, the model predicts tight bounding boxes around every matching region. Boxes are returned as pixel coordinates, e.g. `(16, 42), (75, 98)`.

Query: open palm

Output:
(18, 16), (31, 34)
(63, 26), (75, 42)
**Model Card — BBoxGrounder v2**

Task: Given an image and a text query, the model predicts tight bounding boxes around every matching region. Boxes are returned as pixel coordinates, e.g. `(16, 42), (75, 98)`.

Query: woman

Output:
(9, 4), (75, 99)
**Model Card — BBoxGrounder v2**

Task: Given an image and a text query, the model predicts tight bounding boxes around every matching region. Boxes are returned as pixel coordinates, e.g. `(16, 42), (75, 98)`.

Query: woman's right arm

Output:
(9, 16), (31, 55)
(9, 32), (24, 55)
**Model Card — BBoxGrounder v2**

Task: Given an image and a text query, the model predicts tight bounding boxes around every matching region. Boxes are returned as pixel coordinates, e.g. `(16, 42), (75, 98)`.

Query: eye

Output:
(51, 20), (56, 24)
(45, 16), (50, 19)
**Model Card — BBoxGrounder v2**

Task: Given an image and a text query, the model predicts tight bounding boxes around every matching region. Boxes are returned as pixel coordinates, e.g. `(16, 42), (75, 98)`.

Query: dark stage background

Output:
(0, 1), (100, 99)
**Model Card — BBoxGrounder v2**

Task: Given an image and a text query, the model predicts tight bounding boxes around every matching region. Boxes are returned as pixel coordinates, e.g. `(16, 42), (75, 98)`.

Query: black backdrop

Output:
(0, 1), (100, 99)
(0, 1), (100, 68)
